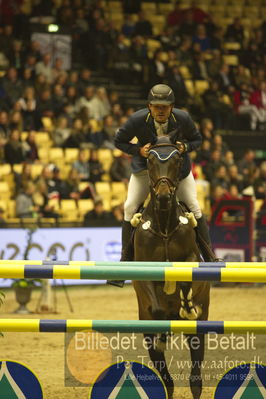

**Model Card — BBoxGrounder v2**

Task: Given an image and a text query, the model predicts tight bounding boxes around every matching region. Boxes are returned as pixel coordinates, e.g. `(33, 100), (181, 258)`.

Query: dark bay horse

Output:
(133, 136), (210, 399)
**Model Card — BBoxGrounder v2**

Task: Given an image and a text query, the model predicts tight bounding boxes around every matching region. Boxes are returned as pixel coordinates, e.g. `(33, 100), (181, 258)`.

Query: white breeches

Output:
(124, 170), (202, 221)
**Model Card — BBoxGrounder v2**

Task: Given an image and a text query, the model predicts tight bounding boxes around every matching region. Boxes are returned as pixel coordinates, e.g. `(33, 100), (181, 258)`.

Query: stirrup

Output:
(106, 280), (125, 288)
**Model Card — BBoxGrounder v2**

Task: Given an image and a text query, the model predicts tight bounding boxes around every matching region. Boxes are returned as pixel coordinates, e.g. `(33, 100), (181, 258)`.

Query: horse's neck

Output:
(145, 196), (181, 236)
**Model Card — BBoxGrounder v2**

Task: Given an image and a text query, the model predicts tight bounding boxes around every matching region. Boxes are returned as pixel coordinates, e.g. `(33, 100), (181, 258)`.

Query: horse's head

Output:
(147, 136), (183, 209)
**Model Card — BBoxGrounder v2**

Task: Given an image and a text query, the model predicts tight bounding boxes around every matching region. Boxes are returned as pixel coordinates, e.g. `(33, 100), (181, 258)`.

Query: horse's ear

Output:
(168, 128), (178, 144)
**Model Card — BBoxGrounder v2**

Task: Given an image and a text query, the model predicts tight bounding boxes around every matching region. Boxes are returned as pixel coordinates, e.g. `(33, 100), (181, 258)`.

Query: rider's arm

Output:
(114, 117), (141, 156)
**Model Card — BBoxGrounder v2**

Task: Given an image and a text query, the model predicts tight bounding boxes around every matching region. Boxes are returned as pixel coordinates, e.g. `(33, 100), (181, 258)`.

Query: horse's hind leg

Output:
(144, 333), (174, 399)
(187, 333), (205, 399)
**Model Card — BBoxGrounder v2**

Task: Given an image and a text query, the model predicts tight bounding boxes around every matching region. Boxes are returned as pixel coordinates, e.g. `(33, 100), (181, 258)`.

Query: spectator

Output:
(203, 149), (223, 181)
(101, 115), (117, 146)
(1, 67), (23, 105)
(88, 149), (104, 183)
(210, 165), (229, 190)
(18, 86), (38, 130)
(233, 83), (264, 130)
(215, 63), (235, 94)
(121, 14), (136, 37)
(35, 53), (53, 84)
(167, 66), (190, 108)
(200, 118), (214, 140)
(37, 88), (54, 119)
(52, 84), (65, 116)
(53, 116), (71, 147)
(83, 198), (112, 227)
(9, 110), (23, 132)
(14, 162), (33, 194)
(254, 161), (266, 199)
(193, 24), (211, 52)
(223, 151), (235, 167)
(76, 86), (95, 114)
(225, 17), (244, 45)
(202, 80), (233, 129)
(64, 118), (89, 148)
(21, 68), (35, 90)
(72, 149), (90, 181)
(110, 151), (131, 183)
(211, 134), (229, 155)
(134, 11), (153, 37)
(24, 130), (39, 162)
(0, 111), (10, 138)
(250, 81), (266, 129)
(4, 128), (25, 165)
(35, 179), (60, 219)
(16, 182), (38, 218)
(8, 40), (24, 71)
(237, 149), (257, 182)
(228, 164), (244, 192)
(60, 168), (81, 200)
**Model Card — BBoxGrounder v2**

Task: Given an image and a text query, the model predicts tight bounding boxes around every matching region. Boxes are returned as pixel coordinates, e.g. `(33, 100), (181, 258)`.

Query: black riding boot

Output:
(196, 216), (217, 262)
(107, 220), (134, 288)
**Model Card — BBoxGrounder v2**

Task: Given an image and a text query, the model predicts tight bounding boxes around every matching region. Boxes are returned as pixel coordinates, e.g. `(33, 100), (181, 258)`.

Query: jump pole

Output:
(1, 260), (266, 268)
(1, 265), (266, 283)
(0, 319), (266, 334)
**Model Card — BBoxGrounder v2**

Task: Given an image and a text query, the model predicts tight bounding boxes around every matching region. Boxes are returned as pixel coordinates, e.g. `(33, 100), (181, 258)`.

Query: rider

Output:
(108, 84), (216, 286)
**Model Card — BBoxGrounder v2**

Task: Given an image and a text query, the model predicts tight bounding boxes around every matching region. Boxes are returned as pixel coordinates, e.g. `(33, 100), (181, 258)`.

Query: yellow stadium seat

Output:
(158, 3), (173, 14)
(65, 148), (79, 164)
(48, 198), (60, 212)
(49, 147), (64, 163)
(97, 149), (113, 172)
(95, 182), (111, 198)
(0, 164), (12, 177)
(223, 55), (239, 66)
(111, 182), (127, 203)
(184, 80), (195, 96)
(179, 65), (191, 79)
(225, 5), (243, 17)
(77, 199), (94, 217)
(35, 132), (51, 149)
(60, 199), (78, 219)
(141, 2), (157, 13)
(31, 164), (44, 179)
(0, 200), (7, 216)
(223, 42), (241, 51)
(243, 6), (259, 17)
(0, 181), (10, 201)
(38, 148), (49, 163)
(108, 1), (122, 10)
(7, 200), (16, 218)
(12, 164), (23, 174)
(194, 80), (209, 95)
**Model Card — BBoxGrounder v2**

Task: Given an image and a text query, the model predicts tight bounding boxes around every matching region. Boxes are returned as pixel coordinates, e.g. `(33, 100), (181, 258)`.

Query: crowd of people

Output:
(0, 0), (265, 226)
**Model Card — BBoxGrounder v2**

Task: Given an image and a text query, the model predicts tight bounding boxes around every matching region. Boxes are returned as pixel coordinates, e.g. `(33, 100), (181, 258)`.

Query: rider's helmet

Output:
(148, 84), (175, 105)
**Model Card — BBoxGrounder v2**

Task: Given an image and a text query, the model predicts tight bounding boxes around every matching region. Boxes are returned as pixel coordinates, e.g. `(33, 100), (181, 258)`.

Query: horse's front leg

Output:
(179, 253), (202, 320)
(187, 333), (205, 399)
(144, 333), (174, 399)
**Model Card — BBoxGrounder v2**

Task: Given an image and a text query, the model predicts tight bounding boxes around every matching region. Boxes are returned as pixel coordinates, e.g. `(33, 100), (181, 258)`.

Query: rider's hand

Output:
(176, 141), (187, 154)
(140, 143), (151, 158)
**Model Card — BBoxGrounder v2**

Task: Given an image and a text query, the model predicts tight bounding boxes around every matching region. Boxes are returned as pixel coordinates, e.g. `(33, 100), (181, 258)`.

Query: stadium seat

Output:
(12, 164), (23, 174)
(98, 149), (113, 172)
(223, 42), (241, 52)
(0, 182), (10, 201)
(111, 182), (127, 203)
(184, 80), (195, 96)
(49, 148), (64, 163)
(35, 132), (51, 147)
(194, 80), (209, 95)
(38, 148), (50, 163)
(223, 55), (239, 66)
(7, 200), (16, 218)
(0, 164), (12, 177)
(64, 148), (79, 164)
(60, 199), (78, 220)
(158, 3), (173, 14)
(179, 65), (191, 79)
(77, 199), (94, 218)
(31, 164), (44, 179)
(141, 2), (157, 13)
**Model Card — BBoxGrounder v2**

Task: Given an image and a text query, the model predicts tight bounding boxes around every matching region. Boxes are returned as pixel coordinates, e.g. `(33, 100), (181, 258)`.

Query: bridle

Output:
(148, 143), (182, 198)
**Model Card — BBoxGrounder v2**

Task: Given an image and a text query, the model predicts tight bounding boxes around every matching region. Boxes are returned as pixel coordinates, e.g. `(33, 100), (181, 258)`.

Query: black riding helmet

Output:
(148, 84), (175, 105)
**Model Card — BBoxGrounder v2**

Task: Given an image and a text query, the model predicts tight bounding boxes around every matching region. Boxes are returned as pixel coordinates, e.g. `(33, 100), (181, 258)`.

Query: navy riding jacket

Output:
(114, 108), (202, 179)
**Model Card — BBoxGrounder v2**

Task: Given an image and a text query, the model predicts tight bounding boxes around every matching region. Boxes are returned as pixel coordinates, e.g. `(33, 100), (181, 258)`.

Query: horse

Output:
(132, 136), (210, 399)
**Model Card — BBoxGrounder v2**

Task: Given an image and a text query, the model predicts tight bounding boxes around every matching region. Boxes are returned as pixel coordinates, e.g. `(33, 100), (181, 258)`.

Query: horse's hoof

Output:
(106, 280), (125, 288)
